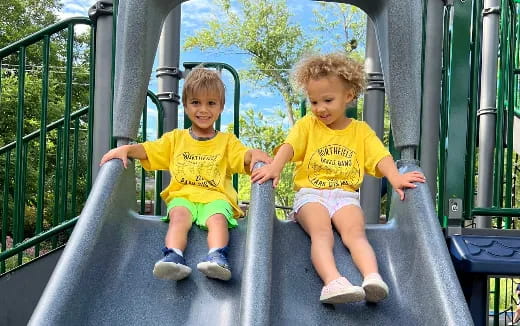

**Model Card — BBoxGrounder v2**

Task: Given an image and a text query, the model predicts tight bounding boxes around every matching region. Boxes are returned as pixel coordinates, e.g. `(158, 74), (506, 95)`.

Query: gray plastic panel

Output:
(30, 160), (472, 325)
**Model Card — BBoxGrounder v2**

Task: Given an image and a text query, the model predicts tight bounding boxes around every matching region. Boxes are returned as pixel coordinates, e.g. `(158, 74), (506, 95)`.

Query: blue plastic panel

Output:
(450, 235), (520, 274)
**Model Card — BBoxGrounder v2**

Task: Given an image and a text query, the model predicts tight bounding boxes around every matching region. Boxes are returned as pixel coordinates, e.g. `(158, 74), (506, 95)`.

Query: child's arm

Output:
(376, 156), (426, 200)
(244, 149), (273, 172)
(251, 143), (294, 187)
(99, 144), (148, 169)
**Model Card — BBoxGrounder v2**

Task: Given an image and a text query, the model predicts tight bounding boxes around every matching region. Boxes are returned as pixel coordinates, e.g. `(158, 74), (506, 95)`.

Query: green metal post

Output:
(52, 127), (63, 248)
(465, 0), (483, 223)
(13, 46), (26, 265)
(59, 24), (75, 224)
(35, 36), (50, 257)
(1, 151), (11, 273)
(140, 102), (147, 214)
(438, 5), (452, 224)
(442, 1), (473, 226)
(71, 117), (80, 217)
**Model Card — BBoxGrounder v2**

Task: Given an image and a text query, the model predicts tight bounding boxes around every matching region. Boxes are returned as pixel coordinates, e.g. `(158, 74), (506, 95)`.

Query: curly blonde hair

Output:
(182, 66), (226, 107)
(292, 53), (366, 99)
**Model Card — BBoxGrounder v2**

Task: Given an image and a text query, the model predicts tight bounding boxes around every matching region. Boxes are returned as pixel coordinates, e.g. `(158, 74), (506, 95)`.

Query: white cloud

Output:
(58, 0), (93, 35)
(181, 0), (219, 31)
(59, 0), (91, 18)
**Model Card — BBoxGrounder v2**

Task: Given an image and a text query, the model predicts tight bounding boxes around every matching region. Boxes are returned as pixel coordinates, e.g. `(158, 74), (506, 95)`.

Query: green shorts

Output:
(162, 198), (238, 230)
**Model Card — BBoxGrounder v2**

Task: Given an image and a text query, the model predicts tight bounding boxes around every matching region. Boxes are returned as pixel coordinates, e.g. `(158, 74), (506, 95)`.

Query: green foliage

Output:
(232, 108), (295, 218)
(184, 0), (317, 126)
(0, 0), (62, 48)
(0, 0), (92, 262)
(312, 3), (366, 59)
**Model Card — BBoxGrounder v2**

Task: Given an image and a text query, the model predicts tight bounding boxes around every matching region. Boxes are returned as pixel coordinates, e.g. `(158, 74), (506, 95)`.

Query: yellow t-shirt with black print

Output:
(283, 115), (391, 192)
(140, 129), (249, 218)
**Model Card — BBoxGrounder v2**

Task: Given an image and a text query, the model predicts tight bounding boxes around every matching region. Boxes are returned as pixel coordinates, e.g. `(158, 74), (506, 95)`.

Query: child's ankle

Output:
(364, 272), (382, 280)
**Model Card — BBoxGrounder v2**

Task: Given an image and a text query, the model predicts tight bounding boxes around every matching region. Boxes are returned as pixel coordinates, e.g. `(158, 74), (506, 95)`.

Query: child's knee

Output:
(341, 228), (367, 243)
(206, 214), (228, 229)
(168, 207), (192, 225)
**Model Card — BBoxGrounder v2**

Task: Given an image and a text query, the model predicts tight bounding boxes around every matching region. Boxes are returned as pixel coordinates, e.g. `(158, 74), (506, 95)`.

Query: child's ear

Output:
(346, 89), (355, 103)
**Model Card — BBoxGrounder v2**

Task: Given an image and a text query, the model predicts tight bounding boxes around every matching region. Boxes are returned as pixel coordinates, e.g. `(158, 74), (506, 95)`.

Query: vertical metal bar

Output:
(60, 24), (74, 224)
(87, 23), (97, 193)
(475, 0), (501, 228)
(466, 0), (484, 222)
(1, 151), (11, 273)
(19, 141), (29, 265)
(361, 18), (385, 224)
(493, 277), (500, 326)
(155, 95), (164, 216)
(231, 66), (240, 191)
(71, 117), (80, 217)
(420, 0), (445, 201)
(438, 6), (452, 224)
(13, 47), (26, 264)
(443, 0), (473, 226)
(503, 6), (515, 229)
(157, 6), (181, 216)
(52, 127), (63, 248)
(492, 0), (508, 231)
(35, 35), (50, 256)
(140, 103), (147, 214)
(90, 0), (114, 181)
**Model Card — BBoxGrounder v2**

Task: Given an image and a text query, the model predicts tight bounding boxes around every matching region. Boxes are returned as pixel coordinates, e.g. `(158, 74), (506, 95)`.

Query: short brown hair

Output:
(182, 66), (226, 107)
(292, 53), (366, 99)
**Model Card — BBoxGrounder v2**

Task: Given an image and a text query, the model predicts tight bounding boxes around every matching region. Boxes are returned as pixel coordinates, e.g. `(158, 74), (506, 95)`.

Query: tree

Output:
(231, 108), (295, 218)
(312, 3), (366, 60)
(184, 0), (316, 126)
(185, 0), (368, 213)
(0, 0), (62, 48)
(0, 0), (92, 245)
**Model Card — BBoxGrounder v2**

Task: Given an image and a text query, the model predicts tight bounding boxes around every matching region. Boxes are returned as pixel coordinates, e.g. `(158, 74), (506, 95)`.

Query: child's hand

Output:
(248, 149), (273, 172)
(251, 163), (282, 187)
(389, 171), (426, 200)
(99, 147), (130, 169)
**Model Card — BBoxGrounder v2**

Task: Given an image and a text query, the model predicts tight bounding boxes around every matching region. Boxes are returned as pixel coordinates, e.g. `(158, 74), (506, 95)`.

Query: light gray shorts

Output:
(292, 188), (361, 220)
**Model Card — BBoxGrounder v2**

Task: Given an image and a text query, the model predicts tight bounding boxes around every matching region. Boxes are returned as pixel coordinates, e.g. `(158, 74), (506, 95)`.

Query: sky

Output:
(59, 0), (367, 139)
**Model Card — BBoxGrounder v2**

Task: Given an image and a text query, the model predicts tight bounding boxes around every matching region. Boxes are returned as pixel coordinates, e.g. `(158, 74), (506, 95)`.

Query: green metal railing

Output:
(439, 2), (520, 325)
(137, 91), (164, 216)
(465, 0), (520, 223)
(0, 17), (95, 273)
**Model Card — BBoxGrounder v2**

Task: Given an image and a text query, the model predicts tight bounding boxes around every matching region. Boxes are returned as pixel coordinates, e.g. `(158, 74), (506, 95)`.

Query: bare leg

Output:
(332, 205), (378, 277)
(197, 214), (231, 281)
(296, 203), (340, 285)
(206, 214), (229, 248)
(164, 206), (192, 250)
(333, 205), (388, 302)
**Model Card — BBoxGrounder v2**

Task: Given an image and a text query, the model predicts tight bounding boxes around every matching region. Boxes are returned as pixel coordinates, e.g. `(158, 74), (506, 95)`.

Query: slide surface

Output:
(29, 160), (473, 325)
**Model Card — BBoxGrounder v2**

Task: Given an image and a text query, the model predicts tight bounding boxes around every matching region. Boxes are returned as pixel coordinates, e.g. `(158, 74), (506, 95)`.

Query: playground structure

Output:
(0, 0), (519, 325)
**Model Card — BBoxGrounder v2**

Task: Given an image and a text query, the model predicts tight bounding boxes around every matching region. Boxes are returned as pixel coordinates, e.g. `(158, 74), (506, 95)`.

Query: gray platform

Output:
(28, 160), (473, 325)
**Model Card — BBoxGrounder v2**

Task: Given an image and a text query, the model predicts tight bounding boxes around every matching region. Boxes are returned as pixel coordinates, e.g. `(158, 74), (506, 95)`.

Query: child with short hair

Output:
(251, 53), (425, 304)
(101, 67), (271, 281)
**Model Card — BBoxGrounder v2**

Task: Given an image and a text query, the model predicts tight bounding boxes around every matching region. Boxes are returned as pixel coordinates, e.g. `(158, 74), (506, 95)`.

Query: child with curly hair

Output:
(252, 53), (425, 304)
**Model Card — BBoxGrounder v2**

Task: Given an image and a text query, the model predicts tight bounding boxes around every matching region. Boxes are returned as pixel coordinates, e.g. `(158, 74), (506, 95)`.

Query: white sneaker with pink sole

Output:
(320, 276), (365, 304)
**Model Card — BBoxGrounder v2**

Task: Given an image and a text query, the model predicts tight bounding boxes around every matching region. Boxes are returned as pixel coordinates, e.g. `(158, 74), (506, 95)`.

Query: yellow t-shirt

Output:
(283, 115), (391, 192)
(140, 129), (249, 218)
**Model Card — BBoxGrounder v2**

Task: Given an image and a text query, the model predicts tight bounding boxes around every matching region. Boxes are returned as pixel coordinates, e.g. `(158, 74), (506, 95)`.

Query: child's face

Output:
(306, 75), (354, 130)
(184, 90), (224, 132)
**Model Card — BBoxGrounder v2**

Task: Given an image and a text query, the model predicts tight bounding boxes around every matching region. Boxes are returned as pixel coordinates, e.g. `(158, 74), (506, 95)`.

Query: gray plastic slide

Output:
(29, 160), (473, 325)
